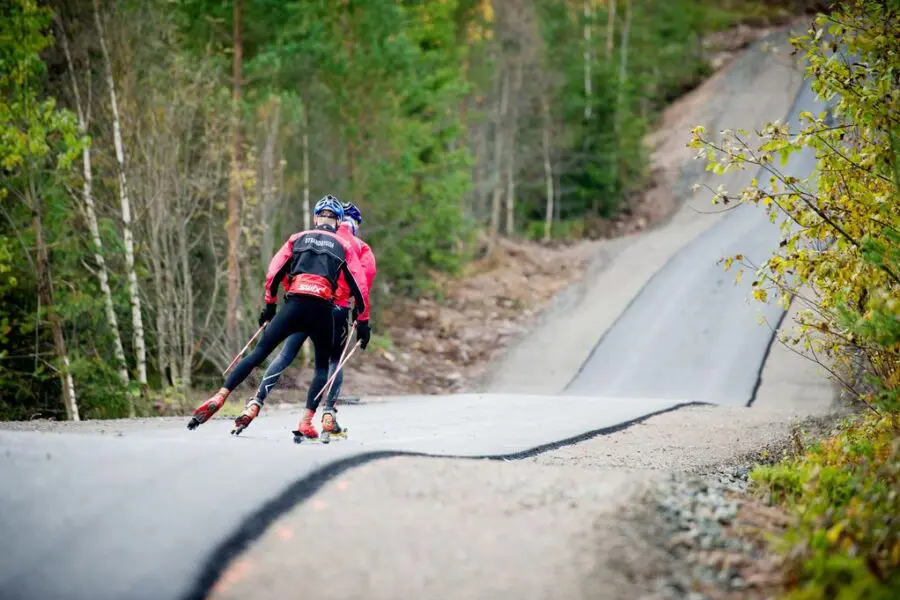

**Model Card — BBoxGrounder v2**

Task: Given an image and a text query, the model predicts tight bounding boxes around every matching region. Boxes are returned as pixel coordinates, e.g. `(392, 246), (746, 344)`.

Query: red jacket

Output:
(334, 222), (377, 321)
(263, 225), (369, 318)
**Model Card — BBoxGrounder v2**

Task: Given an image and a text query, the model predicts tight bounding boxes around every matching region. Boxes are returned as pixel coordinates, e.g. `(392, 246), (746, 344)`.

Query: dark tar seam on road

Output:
(746, 304), (791, 407)
(183, 401), (711, 600)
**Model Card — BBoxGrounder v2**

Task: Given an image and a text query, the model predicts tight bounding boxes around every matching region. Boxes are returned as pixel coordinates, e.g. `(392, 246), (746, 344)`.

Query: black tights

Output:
(223, 296), (334, 410)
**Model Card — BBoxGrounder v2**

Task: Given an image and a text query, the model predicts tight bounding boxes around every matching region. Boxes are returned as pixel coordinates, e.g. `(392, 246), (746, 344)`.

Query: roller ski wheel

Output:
(293, 430), (347, 444)
(292, 430), (318, 444)
(321, 428), (349, 444)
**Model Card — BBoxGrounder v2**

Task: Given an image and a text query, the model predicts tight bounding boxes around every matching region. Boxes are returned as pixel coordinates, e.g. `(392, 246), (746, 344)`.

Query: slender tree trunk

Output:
(474, 122), (486, 222)
(300, 96), (312, 366)
(148, 199), (171, 388)
(584, 0), (593, 120)
(94, 0), (148, 398)
(617, 0), (632, 114)
(178, 219), (193, 394)
(301, 98), (311, 231)
(541, 96), (555, 243)
(607, 0), (631, 202)
(162, 221), (180, 392)
(226, 0), (244, 345)
(57, 18), (133, 414)
(606, 0), (616, 60)
(505, 65), (522, 237)
(31, 183), (80, 421)
(260, 98), (281, 266)
(490, 69), (509, 236)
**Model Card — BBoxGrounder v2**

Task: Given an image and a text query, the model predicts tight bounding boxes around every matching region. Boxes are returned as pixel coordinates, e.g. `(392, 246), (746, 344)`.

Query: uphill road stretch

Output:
(566, 78), (823, 404)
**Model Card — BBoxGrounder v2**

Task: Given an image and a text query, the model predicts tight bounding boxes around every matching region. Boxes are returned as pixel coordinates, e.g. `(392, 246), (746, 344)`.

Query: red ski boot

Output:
(231, 398), (263, 436)
(292, 408), (318, 443)
(186, 388), (230, 430)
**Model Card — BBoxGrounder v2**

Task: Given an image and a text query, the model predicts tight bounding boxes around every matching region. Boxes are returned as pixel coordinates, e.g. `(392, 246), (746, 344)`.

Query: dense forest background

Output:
(1, 0), (823, 420)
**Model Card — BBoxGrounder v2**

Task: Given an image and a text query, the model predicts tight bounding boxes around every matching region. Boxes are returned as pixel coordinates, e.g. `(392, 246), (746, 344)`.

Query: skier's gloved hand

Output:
(356, 320), (371, 350)
(258, 303), (276, 327)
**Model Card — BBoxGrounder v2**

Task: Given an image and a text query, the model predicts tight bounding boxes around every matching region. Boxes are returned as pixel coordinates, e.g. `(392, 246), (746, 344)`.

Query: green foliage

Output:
(0, 0), (83, 173)
(0, 0), (136, 420)
(750, 413), (900, 599)
(523, 217), (587, 241)
(530, 0), (764, 225)
(690, 0), (899, 413)
(0, 0), (92, 419)
(699, 2), (900, 596)
(750, 462), (804, 504)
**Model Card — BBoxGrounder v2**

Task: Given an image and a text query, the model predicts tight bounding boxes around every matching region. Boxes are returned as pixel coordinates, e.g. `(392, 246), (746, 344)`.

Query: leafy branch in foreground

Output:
(688, 0), (898, 411)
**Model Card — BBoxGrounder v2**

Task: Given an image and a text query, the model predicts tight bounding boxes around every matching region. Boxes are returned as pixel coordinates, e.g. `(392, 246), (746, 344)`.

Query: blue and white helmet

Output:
(342, 202), (363, 225)
(342, 202), (363, 235)
(314, 195), (344, 221)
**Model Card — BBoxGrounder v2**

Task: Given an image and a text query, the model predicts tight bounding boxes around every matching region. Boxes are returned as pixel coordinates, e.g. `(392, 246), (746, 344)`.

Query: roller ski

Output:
(186, 388), (230, 430)
(231, 398), (263, 436)
(320, 408), (348, 444)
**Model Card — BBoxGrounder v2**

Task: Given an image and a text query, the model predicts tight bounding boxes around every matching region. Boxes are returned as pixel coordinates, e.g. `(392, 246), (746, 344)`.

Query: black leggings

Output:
(224, 295), (334, 410)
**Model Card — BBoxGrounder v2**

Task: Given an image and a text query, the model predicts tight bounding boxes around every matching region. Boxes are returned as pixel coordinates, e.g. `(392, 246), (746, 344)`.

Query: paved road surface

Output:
(566, 79), (822, 404)
(0, 395), (687, 600)
(0, 75), (823, 600)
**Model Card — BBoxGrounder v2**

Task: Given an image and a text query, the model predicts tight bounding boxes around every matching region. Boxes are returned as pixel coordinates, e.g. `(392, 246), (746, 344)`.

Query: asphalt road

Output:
(0, 395), (689, 600)
(566, 78), (823, 405)
(0, 78), (823, 600)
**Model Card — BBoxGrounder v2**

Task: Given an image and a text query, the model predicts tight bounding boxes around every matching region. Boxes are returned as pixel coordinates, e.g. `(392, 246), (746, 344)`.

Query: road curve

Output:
(0, 72), (824, 600)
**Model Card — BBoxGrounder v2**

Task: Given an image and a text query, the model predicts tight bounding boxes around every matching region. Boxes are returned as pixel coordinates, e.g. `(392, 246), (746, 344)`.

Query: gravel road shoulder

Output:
(207, 403), (842, 600)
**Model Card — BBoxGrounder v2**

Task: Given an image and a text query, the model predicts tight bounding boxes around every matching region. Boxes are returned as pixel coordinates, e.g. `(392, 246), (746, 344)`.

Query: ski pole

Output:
(319, 321), (357, 403)
(314, 340), (362, 404)
(222, 323), (266, 377)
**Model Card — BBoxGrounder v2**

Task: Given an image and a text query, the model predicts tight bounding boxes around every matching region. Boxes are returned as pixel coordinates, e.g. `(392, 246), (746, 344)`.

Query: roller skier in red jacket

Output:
(224, 202), (377, 441)
(186, 195), (370, 442)
(320, 202), (376, 440)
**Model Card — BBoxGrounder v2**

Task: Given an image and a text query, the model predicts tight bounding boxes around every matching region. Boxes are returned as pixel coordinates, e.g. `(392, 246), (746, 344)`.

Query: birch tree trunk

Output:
(57, 17), (133, 414)
(584, 0), (593, 120)
(541, 95), (555, 243)
(31, 181), (80, 421)
(94, 0), (148, 398)
(226, 0), (244, 346)
(490, 69), (509, 236)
